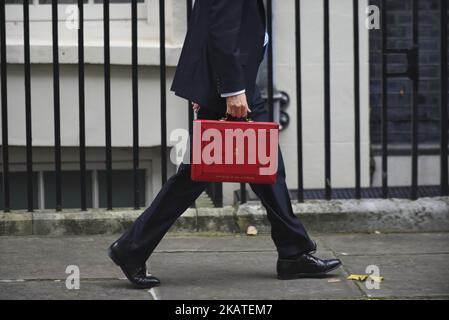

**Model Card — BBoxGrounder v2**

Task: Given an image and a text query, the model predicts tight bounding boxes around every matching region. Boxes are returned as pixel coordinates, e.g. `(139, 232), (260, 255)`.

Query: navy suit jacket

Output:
(170, 0), (266, 113)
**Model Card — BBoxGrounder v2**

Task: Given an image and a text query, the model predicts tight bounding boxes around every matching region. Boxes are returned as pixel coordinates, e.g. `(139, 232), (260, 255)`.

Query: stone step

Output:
(1, 197), (448, 236)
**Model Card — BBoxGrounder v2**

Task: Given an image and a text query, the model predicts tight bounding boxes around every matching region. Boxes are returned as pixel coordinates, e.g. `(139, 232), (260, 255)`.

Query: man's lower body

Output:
(108, 96), (341, 288)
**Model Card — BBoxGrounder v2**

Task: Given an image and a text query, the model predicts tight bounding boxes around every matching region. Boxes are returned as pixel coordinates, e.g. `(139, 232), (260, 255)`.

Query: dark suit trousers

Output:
(115, 98), (315, 264)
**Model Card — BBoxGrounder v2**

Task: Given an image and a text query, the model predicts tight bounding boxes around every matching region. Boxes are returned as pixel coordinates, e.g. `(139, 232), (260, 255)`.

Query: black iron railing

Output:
(440, 0), (449, 196)
(0, 0), (448, 213)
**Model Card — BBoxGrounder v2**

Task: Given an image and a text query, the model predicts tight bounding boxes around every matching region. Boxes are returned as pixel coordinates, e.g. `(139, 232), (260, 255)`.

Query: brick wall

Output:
(369, 0), (449, 145)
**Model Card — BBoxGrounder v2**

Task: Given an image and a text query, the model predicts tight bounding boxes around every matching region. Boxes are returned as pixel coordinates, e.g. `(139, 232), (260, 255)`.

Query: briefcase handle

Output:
(219, 113), (254, 122)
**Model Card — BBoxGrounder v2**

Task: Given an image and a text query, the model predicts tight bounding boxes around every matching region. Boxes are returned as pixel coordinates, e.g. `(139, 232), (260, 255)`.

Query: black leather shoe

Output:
(108, 242), (160, 289)
(277, 253), (342, 280)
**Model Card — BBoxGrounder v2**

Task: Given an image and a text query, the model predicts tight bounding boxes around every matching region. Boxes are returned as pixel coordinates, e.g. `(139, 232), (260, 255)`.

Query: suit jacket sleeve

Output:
(207, 0), (246, 95)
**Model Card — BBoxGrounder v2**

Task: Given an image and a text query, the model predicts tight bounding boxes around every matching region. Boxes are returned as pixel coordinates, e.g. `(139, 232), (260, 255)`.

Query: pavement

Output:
(0, 232), (449, 300)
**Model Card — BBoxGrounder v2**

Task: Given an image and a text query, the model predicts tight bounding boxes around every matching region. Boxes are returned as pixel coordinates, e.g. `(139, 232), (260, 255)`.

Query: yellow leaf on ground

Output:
(368, 275), (384, 283)
(347, 274), (385, 282)
(347, 274), (369, 281)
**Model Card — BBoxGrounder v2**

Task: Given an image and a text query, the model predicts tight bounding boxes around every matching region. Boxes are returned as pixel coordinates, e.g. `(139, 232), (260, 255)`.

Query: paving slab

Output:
(0, 235), (328, 281)
(148, 252), (359, 300)
(339, 254), (449, 299)
(0, 252), (358, 300)
(320, 233), (449, 256)
(0, 235), (122, 280)
(0, 280), (152, 300)
(1, 233), (448, 299)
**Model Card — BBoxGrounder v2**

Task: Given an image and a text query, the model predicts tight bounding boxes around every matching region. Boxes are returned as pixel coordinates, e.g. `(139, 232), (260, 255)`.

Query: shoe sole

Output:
(277, 262), (342, 280)
(108, 247), (161, 289)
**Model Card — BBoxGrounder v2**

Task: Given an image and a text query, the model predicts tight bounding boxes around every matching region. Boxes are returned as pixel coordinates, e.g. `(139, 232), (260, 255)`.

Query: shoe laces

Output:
(304, 253), (321, 264)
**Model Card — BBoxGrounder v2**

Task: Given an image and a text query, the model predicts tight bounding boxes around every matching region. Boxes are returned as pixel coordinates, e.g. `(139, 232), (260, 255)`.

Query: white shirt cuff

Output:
(221, 89), (246, 98)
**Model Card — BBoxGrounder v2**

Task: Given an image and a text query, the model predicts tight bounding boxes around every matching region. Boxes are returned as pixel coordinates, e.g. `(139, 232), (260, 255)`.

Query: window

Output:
(0, 169), (148, 210)
(0, 172), (39, 211)
(44, 170), (93, 210)
(98, 169), (146, 208)
(5, 0), (147, 22)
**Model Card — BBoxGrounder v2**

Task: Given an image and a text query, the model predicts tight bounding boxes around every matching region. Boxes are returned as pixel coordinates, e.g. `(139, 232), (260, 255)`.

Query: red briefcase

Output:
(191, 117), (279, 184)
